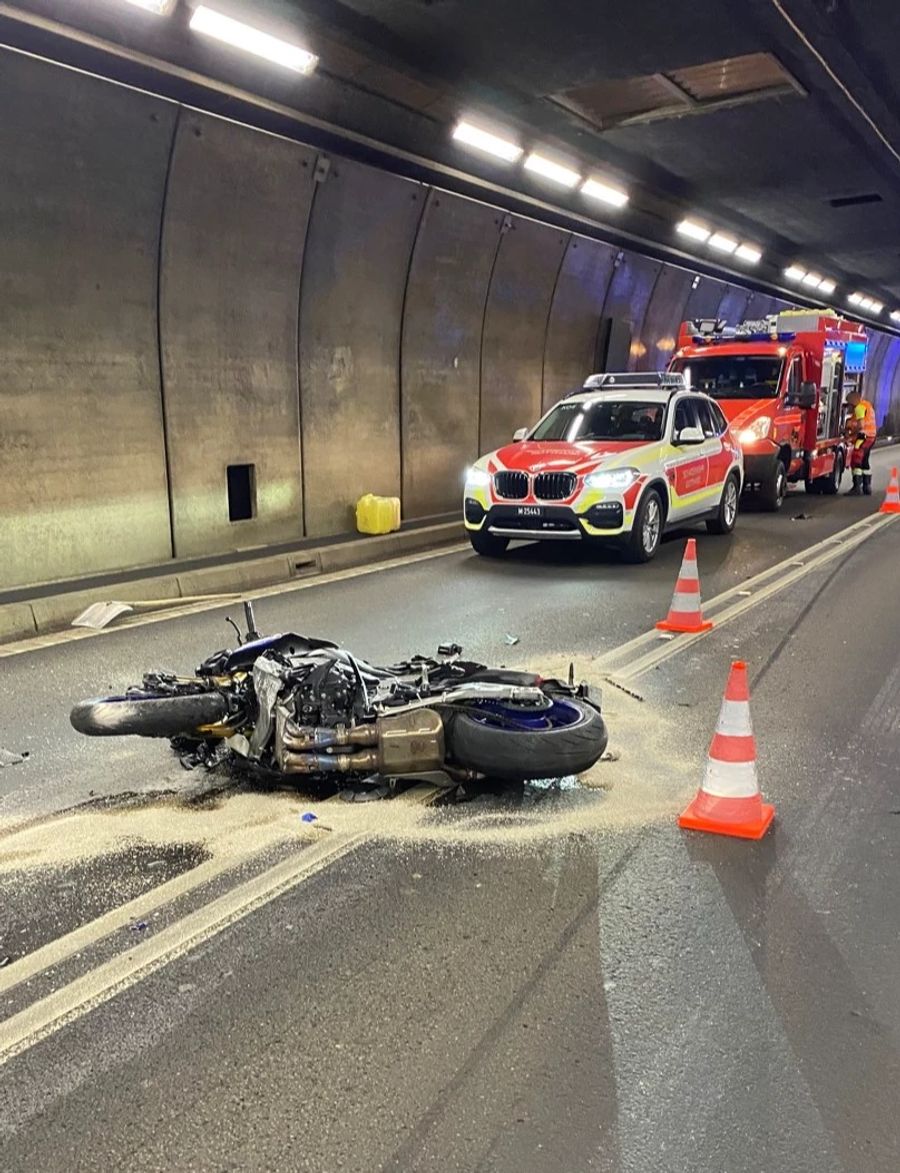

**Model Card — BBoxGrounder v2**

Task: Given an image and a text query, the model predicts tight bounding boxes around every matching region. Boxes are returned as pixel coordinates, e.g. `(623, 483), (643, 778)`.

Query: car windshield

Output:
(531, 399), (665, 442)
(672, 356), (783, 399)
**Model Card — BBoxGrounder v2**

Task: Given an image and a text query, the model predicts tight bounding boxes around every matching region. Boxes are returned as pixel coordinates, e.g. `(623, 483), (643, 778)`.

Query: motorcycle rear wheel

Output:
(445, 697), (608, 781)
(70, 692), (228, 738)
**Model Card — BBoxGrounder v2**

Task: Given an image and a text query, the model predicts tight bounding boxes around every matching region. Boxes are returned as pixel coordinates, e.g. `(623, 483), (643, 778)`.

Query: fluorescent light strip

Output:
(124, 0), (174, 11)
(802, 271), (823, 287)
(524, 153), (581, 188)
(735, 243), (762, 264)
(784, 265), (806, 281)
(818, 278), (836, 295)
(708, 232), (738, 254)
(452, 121), (522, 163)
(891, 311), (900, 323)
(580, 177), (629, 208)
(189, 6), (319, 73)
(677, 219), (711, 242)
(848, 292), (864, 305)
(870, 300), (884, 314)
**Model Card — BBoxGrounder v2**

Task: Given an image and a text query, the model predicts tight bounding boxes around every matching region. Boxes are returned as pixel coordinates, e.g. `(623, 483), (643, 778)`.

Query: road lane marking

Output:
(0, 832), (368, 1067)
(0, 784), (443, 1004)
(0, 543), (469, 658)
(597, 513), (897, 682)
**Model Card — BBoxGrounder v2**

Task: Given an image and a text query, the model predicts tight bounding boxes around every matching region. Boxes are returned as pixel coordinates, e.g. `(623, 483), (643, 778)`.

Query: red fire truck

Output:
(669, 309), (868, 509)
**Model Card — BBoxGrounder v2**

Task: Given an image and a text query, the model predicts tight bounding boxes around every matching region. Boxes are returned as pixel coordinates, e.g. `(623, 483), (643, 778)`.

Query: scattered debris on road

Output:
(792, 512), (814, 521)
(504, 633), (520, 646)
(0, 748), (28, 767)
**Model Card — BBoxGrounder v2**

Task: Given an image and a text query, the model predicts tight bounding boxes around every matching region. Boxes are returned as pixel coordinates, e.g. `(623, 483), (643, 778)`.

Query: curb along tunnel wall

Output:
(3, 49), (900, 591)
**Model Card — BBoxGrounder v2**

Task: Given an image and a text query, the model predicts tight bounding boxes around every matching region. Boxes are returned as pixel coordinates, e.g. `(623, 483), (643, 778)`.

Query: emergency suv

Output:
(463, 373), (743, 563)
(669, 309), (867, 509)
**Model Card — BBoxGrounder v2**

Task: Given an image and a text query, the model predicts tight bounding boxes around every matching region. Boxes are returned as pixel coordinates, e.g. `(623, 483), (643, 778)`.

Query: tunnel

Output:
(2, 3), (900, 1170)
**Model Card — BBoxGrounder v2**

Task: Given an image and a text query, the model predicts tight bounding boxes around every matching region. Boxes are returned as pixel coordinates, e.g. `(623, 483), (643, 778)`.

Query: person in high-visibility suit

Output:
(844, 389), (877, 495)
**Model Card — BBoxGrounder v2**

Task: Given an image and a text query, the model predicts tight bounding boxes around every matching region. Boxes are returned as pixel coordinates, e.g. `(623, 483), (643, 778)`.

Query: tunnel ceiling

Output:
(4, 0), (900, 318)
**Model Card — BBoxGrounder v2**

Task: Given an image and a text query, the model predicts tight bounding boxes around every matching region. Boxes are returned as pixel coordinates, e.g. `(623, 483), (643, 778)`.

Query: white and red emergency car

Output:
(463, 373), (743, 563)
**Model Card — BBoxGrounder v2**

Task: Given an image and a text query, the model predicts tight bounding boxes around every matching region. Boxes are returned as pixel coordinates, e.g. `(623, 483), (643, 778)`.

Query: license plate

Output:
(516, 506), (544, 518)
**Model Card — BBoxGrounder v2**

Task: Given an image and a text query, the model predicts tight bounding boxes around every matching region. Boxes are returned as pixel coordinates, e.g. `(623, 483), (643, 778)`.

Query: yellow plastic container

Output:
(356, 493), (401, 535)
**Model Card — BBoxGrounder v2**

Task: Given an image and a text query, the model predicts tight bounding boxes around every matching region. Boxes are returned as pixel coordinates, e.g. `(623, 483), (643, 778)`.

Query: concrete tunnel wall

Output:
(3, 47), (900, 592)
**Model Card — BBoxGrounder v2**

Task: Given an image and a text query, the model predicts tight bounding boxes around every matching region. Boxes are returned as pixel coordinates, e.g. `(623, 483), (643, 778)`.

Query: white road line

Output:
(0, 839), (281, 999)
(597, 513), (896, 681)
(0, 785), (442, 1010)
(0, 543), (469, 659)
(0, 832), (367, 1067)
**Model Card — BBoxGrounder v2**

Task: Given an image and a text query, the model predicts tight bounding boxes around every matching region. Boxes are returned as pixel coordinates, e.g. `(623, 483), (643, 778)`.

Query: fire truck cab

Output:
(669, 309), (868, 510)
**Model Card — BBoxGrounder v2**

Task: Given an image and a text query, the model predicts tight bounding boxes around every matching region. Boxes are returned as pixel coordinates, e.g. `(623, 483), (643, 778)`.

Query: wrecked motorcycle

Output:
(70, 604), (608, 786)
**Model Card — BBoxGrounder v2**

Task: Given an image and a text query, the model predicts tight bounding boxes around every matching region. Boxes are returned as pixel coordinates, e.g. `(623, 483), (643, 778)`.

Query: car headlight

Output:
(465, 467), (492, 487)
(584, 467), (640, 491)
(738, 417), (771, 444)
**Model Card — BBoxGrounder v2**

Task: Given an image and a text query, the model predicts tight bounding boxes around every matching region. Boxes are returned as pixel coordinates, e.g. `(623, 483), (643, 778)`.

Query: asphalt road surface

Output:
(1, 450), (899, 1172)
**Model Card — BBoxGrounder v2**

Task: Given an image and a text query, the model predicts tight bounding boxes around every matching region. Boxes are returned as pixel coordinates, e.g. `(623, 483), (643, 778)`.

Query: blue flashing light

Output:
(844, 340), (867, 373)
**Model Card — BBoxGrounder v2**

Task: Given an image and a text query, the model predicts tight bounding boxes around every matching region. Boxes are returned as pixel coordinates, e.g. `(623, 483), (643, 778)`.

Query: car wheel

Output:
(706, 473), (740, 535)
(760, 460), (787, 512)
(468, 529), (509, 557)
(622, 488), (663, 563)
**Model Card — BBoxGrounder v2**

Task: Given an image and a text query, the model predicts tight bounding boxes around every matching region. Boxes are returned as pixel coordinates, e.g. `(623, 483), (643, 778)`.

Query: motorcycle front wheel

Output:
(70, 691), (229, 738)
(445, 697), (608, 781)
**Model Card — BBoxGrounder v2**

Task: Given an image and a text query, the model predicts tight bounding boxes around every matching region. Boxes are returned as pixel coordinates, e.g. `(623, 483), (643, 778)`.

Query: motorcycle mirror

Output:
(244, 600), (261, 642)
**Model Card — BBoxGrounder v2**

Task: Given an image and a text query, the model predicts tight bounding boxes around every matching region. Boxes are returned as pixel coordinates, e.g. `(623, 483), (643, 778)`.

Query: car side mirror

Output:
(786, 381), (817, 409)
(675, 425), (705, 445)
(512, 427), (528, 442)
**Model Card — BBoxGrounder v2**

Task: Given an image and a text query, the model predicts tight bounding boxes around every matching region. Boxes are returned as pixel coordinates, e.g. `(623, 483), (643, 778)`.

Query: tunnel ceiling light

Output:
(735, 243), (762, 264)
(451, 120), (522, 163)
(123, 0), (176, 12)
(708, 232), (738, 254)
(189, 6), (319, 74)
(802, 271), (823, 288)
(580, 177), (629, 208)
(817, 278), (837, 295)
(891, 310), (900, 323)
(784, 265), (806, 281)
(677, 219), (711, 243)
(869, 300), (884, 314)
(524, 153), (581, 188)
(848, 292), (864, 305)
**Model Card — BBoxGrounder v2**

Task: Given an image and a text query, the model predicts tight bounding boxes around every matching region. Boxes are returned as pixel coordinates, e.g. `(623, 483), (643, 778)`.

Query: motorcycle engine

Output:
(282, 658), (360, 728)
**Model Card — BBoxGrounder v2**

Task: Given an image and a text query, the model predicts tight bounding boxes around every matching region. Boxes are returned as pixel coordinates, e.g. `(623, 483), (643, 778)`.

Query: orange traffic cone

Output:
(678, 660), (775, 840)
(656, 538), (713, 634)
(880, 467), (900, 514)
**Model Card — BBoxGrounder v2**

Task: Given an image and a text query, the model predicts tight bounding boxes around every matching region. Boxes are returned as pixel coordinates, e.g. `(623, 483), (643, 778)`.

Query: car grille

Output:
(494, 471), (528, 500)
(534, 472), (577, 500)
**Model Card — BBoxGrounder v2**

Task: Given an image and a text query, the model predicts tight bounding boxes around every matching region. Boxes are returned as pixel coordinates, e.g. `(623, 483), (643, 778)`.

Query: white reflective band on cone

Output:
(669, 592), (702, 612)
(682, 559), (699, 576)
(716, 699), (753, 737)
(702, 758), (760, 798)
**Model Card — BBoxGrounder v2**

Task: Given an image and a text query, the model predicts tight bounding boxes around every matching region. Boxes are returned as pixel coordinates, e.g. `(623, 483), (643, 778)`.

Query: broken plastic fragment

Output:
(300, 812), (318, 823)
(504, 634), (520, 646)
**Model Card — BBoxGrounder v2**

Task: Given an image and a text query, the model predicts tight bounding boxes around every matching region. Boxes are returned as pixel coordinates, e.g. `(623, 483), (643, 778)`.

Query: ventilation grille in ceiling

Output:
(828, 192), (883, 208)
(549, 52), (805, 131)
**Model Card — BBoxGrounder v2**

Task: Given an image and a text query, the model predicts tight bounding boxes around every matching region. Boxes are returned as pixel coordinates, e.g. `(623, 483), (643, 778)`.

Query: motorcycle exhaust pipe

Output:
(282, 749), (380, 775)
(281, 722), (379, 752)
(279, 709), (445, 776)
